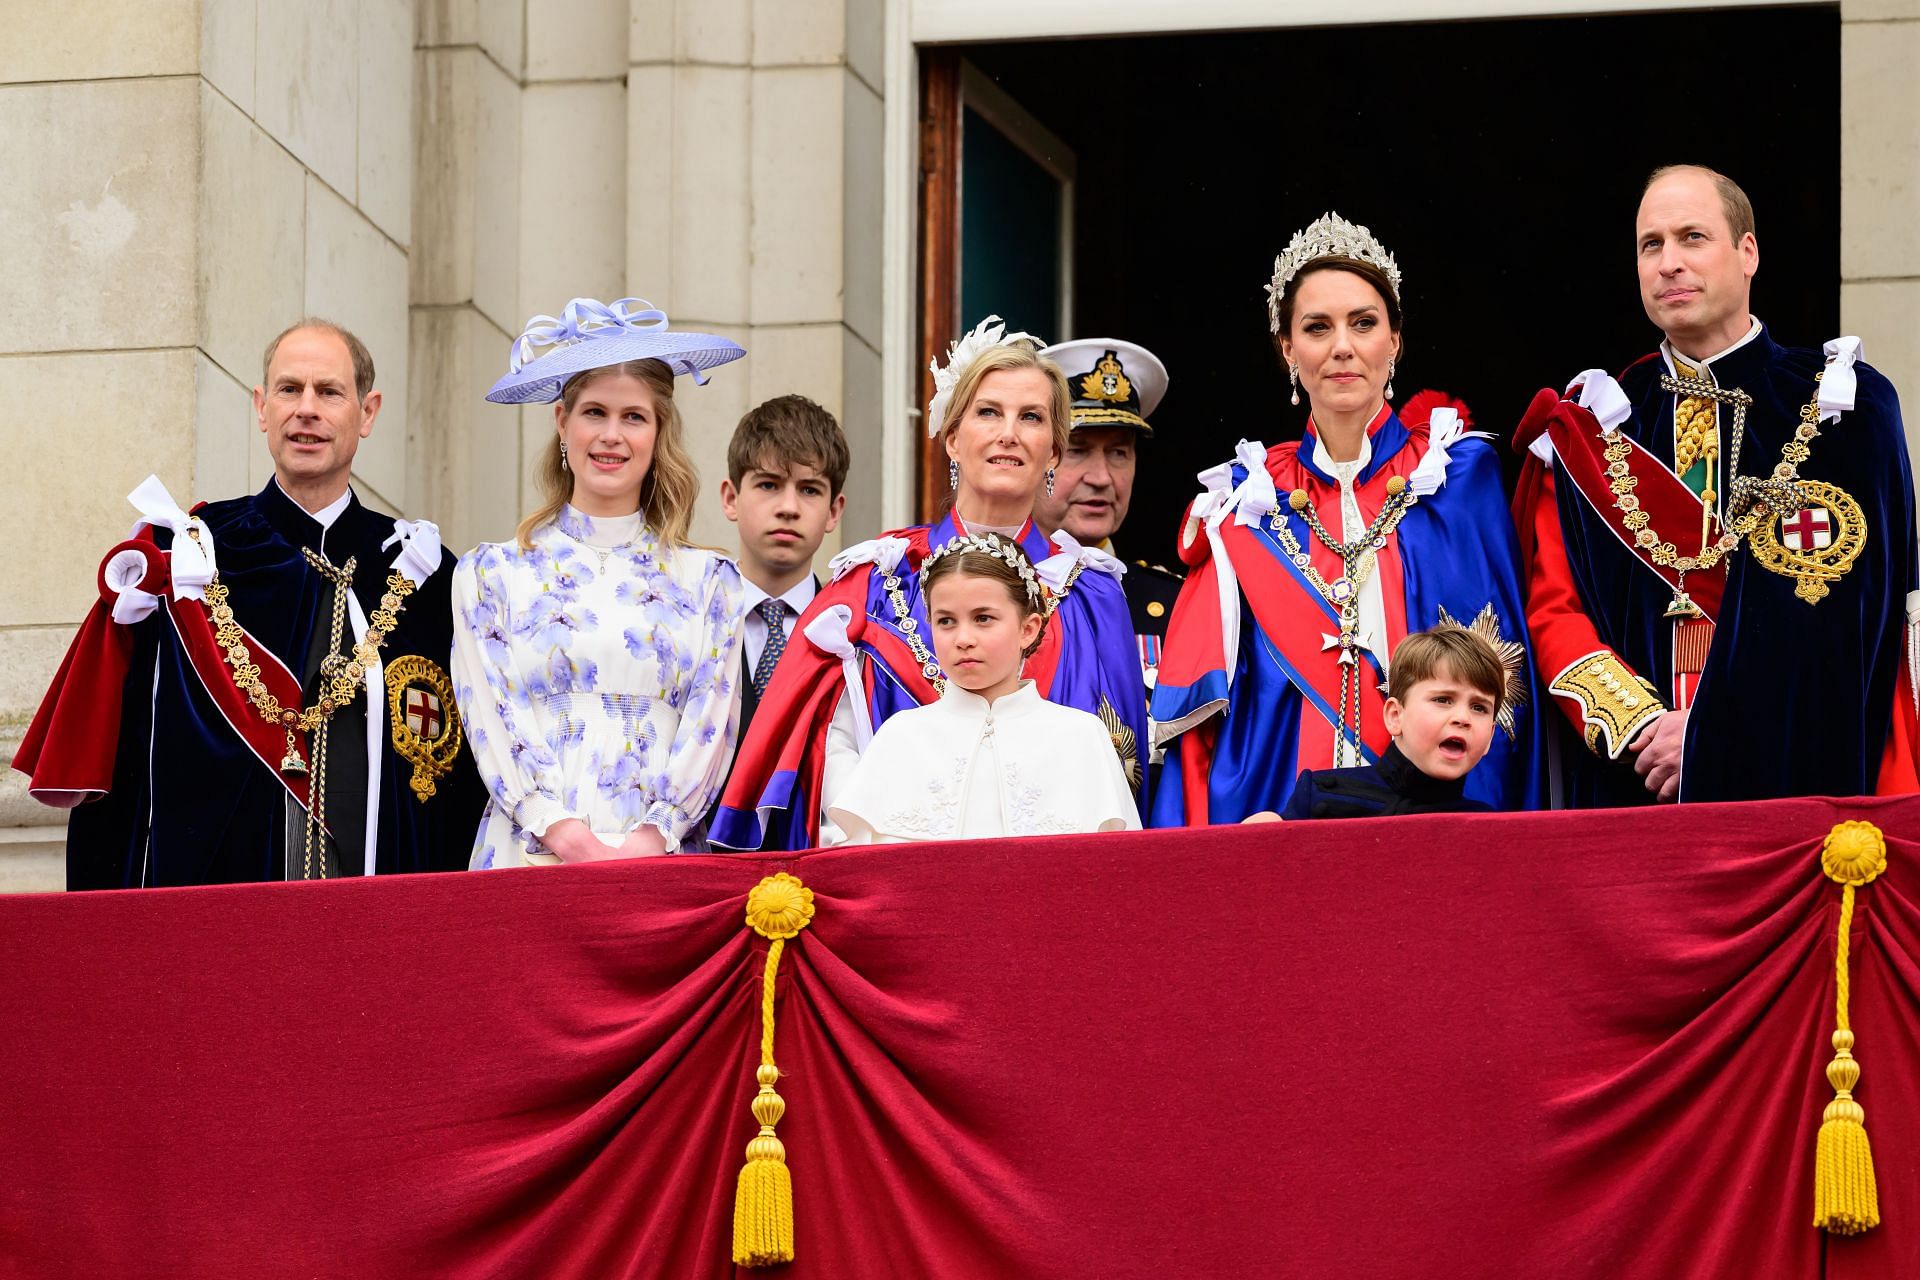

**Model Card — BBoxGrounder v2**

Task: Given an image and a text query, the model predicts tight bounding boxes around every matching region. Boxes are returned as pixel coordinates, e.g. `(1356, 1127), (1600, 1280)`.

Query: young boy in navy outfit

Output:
(710, 395), (849, 845)
(1277, 623), (1507, 819)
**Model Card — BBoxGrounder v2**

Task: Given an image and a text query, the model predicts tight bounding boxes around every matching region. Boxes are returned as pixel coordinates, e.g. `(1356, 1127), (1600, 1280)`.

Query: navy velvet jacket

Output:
(1550, 328), (1915, 804)
(1279, 744), (1494, 820)
(68, 481), (484, 888)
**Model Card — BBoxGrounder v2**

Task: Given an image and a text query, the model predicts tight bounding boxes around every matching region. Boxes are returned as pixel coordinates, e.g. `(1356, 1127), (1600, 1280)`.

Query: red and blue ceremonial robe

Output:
(711, 513), (1148, 851)
(1513, 328), (1920, 805)
(1150, 398), (1546, 825)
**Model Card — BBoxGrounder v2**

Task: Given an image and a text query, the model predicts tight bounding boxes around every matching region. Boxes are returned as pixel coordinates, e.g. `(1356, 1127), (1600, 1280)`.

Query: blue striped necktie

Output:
(752, 599), (789, 695)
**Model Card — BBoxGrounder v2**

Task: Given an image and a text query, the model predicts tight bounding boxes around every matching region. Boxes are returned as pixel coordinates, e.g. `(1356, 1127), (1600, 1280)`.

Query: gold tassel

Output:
(1812, 821), (1887, 1236)
(733, 873), (815, 1267)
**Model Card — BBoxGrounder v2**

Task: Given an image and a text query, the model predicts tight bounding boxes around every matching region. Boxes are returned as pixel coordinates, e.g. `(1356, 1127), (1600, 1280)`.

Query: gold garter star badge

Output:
(1436, 603), (1529, 743)
(1745, 480), (1868, 604)
(1097, 694), (1143, 790)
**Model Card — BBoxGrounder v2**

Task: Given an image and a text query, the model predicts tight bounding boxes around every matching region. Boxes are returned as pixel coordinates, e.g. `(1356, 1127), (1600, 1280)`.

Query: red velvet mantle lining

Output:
(2, 795), (1916, 1278)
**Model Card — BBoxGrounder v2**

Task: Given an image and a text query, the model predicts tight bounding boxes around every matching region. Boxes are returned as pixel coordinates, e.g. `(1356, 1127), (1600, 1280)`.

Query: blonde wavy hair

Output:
(937, 342), (1071, 469)
(515, 359), (699, 549)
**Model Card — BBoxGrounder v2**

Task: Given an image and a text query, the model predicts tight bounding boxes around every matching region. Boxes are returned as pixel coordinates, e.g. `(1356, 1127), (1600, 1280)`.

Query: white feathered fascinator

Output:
(926, 315), (1042, 438)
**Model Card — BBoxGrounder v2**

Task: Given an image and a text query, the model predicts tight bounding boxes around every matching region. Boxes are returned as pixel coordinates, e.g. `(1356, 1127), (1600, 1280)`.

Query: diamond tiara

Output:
(1265, 212), (1403, 334)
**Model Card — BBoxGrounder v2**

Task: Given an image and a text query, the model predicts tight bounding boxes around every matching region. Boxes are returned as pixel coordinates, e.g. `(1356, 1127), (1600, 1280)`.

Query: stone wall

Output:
(0, 0), (886, 891)
(1841, 0), (1920, 482)
(0, 0), (415, 890)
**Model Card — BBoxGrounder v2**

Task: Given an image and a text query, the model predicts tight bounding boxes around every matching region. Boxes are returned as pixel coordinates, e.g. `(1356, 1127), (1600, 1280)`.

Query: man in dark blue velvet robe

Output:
(1514, 165), (1919, 805)
(13, 321), (484, 887)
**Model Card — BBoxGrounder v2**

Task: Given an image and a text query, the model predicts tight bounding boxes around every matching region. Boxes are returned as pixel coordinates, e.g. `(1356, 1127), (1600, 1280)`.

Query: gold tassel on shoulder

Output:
(1813, 820), (1887, 1236)
(733, 872), (816, 1267)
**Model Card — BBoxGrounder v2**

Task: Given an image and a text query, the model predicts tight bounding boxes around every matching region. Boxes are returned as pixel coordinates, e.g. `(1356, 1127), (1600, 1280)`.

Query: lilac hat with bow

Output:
(485, 297), (745, 404)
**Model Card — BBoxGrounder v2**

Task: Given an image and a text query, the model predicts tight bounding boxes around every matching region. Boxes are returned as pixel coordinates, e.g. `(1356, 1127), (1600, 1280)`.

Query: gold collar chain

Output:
(1605, 374), (1824, 615)
(1265, 475), (1415, 622)
(190, 528), (416, 772)
(1262, 475), (1416, 768)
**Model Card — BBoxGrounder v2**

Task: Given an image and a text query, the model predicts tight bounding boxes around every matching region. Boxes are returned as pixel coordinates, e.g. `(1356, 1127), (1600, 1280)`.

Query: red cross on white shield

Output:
(1781, 506), (1833, 553)
(405, 687), (443, 739)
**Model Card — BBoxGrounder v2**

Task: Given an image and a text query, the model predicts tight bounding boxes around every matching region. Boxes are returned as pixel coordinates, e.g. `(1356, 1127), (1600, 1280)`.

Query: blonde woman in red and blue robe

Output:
(1151, 214), (1545, 824)
(712, 319), (1148, 850)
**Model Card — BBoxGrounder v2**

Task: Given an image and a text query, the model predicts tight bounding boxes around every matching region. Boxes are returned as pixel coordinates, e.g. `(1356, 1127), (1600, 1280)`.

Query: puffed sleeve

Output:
(644, 552), (746, 848)
(450, 544), (572, 839)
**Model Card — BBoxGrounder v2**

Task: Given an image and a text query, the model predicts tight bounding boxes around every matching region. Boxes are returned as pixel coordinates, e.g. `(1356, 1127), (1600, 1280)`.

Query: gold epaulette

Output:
(1548, 650), (1666, 759)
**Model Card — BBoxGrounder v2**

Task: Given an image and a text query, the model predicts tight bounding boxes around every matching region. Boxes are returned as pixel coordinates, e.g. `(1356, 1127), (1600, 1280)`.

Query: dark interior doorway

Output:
(947, 5), (1840, 563)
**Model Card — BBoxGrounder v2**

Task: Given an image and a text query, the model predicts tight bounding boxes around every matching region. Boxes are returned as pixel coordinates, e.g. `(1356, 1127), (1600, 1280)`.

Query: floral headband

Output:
(923, 533), (1044, 610)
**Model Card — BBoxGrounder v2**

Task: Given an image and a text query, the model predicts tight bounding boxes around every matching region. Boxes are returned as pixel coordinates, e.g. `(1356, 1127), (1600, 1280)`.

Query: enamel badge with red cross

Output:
(404, 686), (444, 739)
(1781, 506), (1833, 553)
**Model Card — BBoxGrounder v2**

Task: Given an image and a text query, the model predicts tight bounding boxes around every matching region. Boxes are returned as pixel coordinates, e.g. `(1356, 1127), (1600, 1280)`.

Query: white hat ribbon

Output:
(509, 297), (672, 373)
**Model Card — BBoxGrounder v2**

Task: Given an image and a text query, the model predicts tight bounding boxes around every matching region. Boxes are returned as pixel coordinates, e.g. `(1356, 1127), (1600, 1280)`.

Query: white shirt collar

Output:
(1662, 315), (1763, 379)
(271, 478), (354, 530)
(310, 488), (353, 530)
(939, 678), (1040, 718)
(742, 575), (817, 616)
(1310, 426), (1372, 477)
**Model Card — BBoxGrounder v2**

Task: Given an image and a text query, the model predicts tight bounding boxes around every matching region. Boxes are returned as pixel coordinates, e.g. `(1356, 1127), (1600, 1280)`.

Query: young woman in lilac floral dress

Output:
(451, 298), (748, 866)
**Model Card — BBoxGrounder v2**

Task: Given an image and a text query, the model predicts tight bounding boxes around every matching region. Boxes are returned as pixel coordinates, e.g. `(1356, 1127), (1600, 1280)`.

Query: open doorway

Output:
(918, 6), (1840, 557)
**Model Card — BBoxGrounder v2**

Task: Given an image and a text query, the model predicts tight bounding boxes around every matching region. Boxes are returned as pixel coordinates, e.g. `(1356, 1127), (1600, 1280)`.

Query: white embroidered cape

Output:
(827, 681), (1140, 844)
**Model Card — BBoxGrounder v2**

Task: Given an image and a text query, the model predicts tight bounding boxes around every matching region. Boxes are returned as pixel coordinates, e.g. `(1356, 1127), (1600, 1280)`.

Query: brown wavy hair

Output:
(1388, 623), (1506, 716)
(515, 359), (699, 549)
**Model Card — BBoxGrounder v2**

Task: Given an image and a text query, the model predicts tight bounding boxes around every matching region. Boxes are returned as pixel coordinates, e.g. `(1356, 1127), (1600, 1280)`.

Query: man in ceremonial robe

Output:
(1514, 165), (1920, 804)
(13, 321), (484, 887)
(1036, 339), (1183, 694)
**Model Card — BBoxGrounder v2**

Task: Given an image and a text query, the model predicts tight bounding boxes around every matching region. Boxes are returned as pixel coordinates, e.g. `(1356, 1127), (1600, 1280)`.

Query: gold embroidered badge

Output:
(1098, 694), (1142, 790)
(1547, 651), (1665, 760)
(385, 655), (462, 801)
(1745, 480), (1868, 605)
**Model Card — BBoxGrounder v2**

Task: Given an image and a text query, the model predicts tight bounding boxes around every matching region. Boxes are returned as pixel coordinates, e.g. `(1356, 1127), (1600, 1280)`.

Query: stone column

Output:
(413, 0), (631, 556)
(1841, 0), (1920, 478)
(0, 0), (415, 890)
(627, 0), (886, 549)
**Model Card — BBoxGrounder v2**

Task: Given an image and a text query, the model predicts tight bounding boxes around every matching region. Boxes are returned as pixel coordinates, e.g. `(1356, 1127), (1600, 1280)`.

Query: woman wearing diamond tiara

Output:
(452, 297), (748, 866)
(712, 319), (1148, 850)
(828, 533), (1141, 843)
(1151, 216), (1546, 822)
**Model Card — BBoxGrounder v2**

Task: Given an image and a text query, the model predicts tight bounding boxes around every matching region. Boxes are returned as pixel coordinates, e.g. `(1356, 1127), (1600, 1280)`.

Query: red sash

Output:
(163, 594), (314, 812)
(1218, 512), (1398, 772)
(1545, 401), (1726, 624)
(13, 525), (315, 811)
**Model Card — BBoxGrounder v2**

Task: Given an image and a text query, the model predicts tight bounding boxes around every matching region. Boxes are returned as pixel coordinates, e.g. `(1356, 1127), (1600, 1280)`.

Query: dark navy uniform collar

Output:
(258, 477), (362, 560)
(1659, 316), (1768, 386)
(1375, 741), (1470, 806)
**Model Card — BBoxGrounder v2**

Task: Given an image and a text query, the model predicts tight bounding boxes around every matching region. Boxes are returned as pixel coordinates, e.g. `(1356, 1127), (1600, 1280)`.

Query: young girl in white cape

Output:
(828, 533), (1141, 843)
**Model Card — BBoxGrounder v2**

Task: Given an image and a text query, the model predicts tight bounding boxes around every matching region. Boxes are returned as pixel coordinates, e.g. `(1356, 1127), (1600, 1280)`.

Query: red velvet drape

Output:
(2, 796), (1917, 1278)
